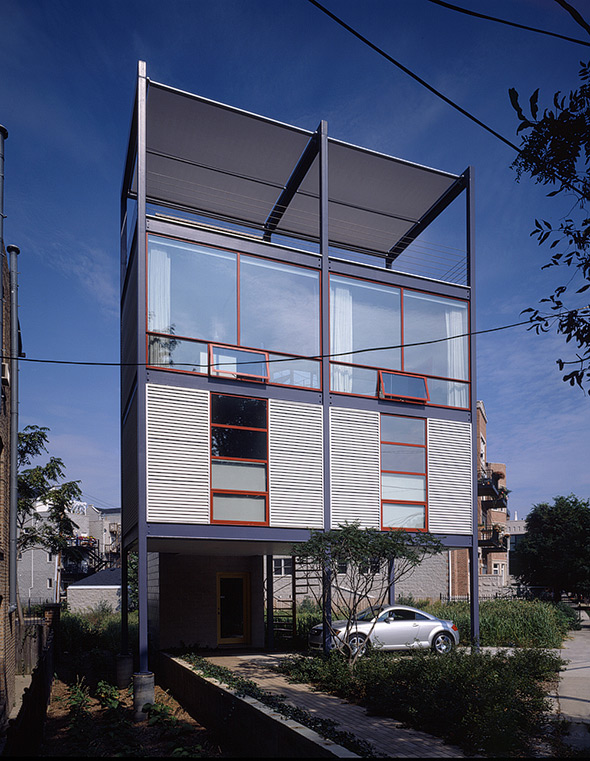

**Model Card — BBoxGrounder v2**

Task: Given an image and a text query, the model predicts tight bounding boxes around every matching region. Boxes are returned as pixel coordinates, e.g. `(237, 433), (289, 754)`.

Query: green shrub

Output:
(278, 648), (563, 756)
(60, 609), (138, 656)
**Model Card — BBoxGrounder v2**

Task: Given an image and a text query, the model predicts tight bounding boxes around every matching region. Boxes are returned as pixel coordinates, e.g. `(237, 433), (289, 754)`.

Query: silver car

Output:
(308, 604), (459, 655)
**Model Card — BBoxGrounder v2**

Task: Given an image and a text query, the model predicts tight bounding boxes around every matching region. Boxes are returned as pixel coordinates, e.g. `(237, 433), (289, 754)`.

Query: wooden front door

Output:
(217, 573), (250, 645)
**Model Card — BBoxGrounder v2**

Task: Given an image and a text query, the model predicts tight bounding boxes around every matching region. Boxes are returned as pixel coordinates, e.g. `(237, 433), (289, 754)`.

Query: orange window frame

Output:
(210, 393), (269, 526)
(380, 414), (428, 532)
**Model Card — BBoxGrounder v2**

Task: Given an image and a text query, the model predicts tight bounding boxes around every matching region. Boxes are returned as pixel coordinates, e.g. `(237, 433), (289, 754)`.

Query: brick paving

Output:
(204, 653), (467, 758)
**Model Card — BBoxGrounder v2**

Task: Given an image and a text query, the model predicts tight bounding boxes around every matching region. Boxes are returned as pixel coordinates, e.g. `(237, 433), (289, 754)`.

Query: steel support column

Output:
(135, 62), (153, 697)
(318, 120), (333, 654)
(466, 166), (480, 646)
(265, 555), (275, 651)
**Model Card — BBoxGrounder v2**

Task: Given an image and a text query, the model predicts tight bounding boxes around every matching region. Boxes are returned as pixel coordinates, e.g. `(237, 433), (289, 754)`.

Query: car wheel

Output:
(347, 633), (368, 657)
(432, 632), (454, 654)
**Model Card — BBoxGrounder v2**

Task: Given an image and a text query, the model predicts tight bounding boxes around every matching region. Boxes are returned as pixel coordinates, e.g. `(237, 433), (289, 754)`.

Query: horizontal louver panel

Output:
(427, 418), (473, 535)
(146, 384), (210, 523)
(330, 407), (380, 529)
(269, 400), (324, 528)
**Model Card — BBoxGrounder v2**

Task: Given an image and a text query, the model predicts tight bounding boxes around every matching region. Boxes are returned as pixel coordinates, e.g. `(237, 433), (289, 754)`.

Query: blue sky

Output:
(1, 0), (589, 518)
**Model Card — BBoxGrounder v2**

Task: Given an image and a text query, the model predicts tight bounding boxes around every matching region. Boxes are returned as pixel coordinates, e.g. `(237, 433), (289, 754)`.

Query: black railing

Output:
(479, 527), (508, 549)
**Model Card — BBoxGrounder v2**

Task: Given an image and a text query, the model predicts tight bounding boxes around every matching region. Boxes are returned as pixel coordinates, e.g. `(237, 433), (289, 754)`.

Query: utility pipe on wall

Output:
(0, 126), (6, 351)
(7, 244), (19, 612)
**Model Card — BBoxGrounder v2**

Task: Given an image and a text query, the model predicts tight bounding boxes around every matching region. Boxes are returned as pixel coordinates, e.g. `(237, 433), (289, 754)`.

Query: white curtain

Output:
(148, 246), (171, 364)
(445, 306), (467, 406)
(330, 285), (353, 392)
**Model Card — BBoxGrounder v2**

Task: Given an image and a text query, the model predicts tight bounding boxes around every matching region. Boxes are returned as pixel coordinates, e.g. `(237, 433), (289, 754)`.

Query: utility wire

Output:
(424, 0), (590, 47)
(4, 309), (587, 368)
(306, 0), (520, 152)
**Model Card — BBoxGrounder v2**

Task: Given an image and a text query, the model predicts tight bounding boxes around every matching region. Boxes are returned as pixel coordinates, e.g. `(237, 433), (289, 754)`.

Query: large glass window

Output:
(330, 276), (401, 376)
(148, 238), (237, 343)
(211, 394), (268, 524)
(328, 273), (469, 408)
(240, 257), (320, 356)
(403, 292), (469, 381)
(147, 236), (320, 389)
(381, 414), (427, 531)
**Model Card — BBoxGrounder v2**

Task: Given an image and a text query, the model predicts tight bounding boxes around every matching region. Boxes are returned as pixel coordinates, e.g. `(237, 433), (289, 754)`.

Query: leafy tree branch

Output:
(17, 425), (82, 554)
(510, 48), (590, 391)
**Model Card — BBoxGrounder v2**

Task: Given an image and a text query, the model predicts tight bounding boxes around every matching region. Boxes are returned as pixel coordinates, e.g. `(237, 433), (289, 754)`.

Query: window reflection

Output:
(403, 292), (468, 381)
(330, 276), (401, 371)
(241, 257), (320, 356)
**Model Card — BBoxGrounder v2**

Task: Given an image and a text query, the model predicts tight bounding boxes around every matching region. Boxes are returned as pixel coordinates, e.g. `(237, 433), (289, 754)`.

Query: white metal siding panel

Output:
(427, 418), (473, 535)
(330, 407), (380, 529)
(269, 399), (324, 528)
(146, 384), (210, 523)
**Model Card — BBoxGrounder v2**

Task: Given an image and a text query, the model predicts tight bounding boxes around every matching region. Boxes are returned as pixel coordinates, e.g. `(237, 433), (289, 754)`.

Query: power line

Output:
(4, 309), (586, 369)
(306, 0), (520, 152)
(424, 0), (590, 47)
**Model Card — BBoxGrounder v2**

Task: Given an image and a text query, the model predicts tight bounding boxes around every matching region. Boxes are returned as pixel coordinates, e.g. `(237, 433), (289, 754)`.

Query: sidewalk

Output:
(549, 607), (590, 750)
(204, 652), (467, 758)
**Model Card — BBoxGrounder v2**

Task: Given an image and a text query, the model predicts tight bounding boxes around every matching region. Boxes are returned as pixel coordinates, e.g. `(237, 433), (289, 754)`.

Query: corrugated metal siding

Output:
(330, 407), (380, 529)
(427, 418), (473, 535)
(146, 384), (210, 523)
(268, 399), (324, 528)
(121, 390), (138, 536)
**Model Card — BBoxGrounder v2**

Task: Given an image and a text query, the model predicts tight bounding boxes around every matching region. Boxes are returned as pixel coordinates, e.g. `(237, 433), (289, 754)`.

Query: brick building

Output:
(0, 123), (18, 732)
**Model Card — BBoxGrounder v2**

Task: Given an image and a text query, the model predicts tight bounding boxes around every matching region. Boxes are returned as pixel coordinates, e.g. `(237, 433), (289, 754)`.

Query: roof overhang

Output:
(141, 81), (465, 260)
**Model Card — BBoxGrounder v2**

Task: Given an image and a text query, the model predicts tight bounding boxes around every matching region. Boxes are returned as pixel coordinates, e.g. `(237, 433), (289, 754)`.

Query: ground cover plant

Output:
(277, 647), (564, 757)
(40, 605), (226, 757)
(177, 652), (378, 757)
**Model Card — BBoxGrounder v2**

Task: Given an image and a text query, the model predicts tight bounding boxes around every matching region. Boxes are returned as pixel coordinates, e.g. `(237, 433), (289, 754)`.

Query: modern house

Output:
(120, 62), (479, 683)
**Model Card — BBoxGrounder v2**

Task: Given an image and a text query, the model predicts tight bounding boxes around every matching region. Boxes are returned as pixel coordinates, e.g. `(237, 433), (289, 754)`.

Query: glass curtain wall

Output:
(147, 236), (321, 388)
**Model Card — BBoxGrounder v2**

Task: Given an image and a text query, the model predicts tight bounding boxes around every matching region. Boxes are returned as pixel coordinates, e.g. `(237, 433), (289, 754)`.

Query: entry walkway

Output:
(205, 652), (466, 758)
(549, 607), (590, 750)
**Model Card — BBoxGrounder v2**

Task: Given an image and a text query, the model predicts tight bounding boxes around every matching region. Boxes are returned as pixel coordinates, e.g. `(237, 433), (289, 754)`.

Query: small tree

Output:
(18, 426), (82, 598)
(292, 522), (443, 663)
(514, 494), (590, 602)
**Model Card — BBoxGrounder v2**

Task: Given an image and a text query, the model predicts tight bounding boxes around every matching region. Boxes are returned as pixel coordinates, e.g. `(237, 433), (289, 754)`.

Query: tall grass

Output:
(293, 597), (576, 648)
(60, 606), (139, 655)
(427, 599), (573, 647)
(58, 606), (139, 687)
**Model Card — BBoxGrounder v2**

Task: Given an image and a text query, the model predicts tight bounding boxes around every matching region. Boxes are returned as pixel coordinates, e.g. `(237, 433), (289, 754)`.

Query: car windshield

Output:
(355, 605), (388, 621)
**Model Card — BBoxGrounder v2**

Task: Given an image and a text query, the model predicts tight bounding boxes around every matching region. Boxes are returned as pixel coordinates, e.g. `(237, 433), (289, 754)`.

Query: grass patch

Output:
(426, 599), (577, 647)
(292, 598), (579, 649)
(277, 648), (564, 757)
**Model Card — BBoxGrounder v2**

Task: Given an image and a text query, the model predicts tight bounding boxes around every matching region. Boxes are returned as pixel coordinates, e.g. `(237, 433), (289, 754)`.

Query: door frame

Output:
(216, 572), (251, 645)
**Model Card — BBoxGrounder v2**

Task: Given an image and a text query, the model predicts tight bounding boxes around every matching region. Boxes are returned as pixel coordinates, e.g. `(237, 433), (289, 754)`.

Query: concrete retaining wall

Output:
(156, 652), (357, 758)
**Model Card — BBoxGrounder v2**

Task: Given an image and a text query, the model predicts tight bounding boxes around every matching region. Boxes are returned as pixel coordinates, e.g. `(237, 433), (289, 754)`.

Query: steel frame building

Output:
(120, 61), (479, 676)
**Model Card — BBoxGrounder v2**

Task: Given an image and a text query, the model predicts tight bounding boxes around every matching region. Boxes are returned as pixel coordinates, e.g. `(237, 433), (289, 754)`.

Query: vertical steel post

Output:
(134, 61), (153, 706)
(318, 121), (333, 654)
(466, 166), (480, 646)
(266, 555), (274, 650)
(388, 559), (395, 604)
